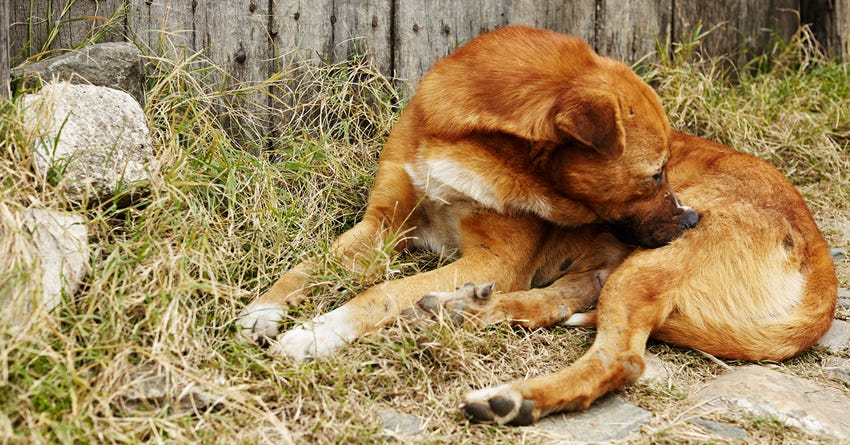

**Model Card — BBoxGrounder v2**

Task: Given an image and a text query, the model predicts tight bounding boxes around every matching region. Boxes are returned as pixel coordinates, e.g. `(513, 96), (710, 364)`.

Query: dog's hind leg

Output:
(415, 229), (629, 329)
(459, 261), (671, 425)
(236, 161), (420, 344)
(414, 269), (605, 328)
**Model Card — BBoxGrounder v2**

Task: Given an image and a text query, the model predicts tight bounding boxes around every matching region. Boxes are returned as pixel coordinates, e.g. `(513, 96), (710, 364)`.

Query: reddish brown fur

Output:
(484, 132), (837, 423)
(238, 26), (837, 425)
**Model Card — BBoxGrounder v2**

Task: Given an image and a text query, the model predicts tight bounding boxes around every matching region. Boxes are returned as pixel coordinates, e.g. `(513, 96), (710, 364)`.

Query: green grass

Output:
(1, 25), (848, 444)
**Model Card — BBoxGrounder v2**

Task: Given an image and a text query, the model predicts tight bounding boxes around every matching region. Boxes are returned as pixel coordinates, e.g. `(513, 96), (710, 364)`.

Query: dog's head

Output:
(539, 67), (700, 248)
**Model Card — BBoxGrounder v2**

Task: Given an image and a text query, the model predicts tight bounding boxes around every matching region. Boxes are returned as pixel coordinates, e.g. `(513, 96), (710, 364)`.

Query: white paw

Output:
(270, 305), (358, 362)
(236, 302), (285, 344)
(461, 384), (536, 425)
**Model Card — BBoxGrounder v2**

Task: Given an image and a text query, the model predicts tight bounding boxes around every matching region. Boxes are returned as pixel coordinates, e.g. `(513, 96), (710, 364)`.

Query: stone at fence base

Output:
(22, 82), (158, 205)
(0, 206), (89, 329)
(11, 42), (146, 104)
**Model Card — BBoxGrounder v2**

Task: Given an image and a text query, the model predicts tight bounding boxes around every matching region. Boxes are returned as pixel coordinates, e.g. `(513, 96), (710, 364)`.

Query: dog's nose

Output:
(681, 209), (700, 229)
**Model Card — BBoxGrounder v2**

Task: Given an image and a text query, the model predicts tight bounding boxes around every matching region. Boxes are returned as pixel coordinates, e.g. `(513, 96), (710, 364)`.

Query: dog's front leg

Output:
(460, 271), (669, 425)
(272, 212), (548, 361)
(269, 252), (526, 361)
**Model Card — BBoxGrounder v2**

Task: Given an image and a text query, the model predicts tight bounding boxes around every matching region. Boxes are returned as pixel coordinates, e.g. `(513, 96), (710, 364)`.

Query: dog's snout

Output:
(681, 208), (700, 229)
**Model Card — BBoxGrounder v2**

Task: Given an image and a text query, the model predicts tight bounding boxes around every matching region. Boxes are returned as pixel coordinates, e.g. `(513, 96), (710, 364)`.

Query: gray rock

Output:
(639, 352), (672, 385)
(691, 365), (850, 441)
(118, 365), (220, 412)
(815, 319), (850, 352)
(23, 208), (90, 311)
(23, 82), (158, 204)
(0, 207), (89, 329)
(688, 418), (749, 440)
(837, 288), (850, 311)
(535, 395), (652, 443)
(824, 357), (850, 386)
(11, 42), (146, 104)
(377, 408), (422, 438)
(830, 247), (846, 260)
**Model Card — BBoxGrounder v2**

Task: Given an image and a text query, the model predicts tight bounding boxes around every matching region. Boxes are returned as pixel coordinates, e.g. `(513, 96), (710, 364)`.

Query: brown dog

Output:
(236, 26), (836, 424)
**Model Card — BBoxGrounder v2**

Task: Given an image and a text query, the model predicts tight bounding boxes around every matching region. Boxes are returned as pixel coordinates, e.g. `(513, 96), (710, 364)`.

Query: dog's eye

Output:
(652, 171), (664, 186)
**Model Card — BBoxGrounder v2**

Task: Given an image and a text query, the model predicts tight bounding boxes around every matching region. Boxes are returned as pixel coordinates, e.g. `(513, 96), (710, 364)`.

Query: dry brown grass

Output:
(1, 25), (848, 444)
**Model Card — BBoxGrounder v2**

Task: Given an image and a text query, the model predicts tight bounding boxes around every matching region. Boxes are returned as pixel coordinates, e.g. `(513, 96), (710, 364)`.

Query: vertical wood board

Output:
(596, 0), (671, 64)
(333, 0), (393, 75)
(1, 0), (8, 97)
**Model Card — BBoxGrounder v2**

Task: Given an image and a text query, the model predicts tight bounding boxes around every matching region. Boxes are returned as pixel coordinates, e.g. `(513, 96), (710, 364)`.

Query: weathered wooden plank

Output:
(197, 1), (269, 82)
(272, 0), (335, 63)
(502, 0), (596, 45)
(802, 0), (849, 60)
(393, 0), (503, 86)
(674, 0), (800, 66)
(596, 0), (672, 64)
(198, 0), (272, 149)
(737, 0), (799, 57)
(333, 0), (393, 75)
(127, 0), (197, 57)
(9, 0), (124, 64)
(1, 0), (8, 97)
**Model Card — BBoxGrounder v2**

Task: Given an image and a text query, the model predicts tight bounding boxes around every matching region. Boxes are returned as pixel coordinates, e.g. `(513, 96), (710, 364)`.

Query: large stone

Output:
(0, 206), (89, 329)
(691, 365), (850, 441)
(22, 82), (157, 204)
(535, 395), (652, 443)
(815, 319), (850, 352)
(11, 42), (146, 104)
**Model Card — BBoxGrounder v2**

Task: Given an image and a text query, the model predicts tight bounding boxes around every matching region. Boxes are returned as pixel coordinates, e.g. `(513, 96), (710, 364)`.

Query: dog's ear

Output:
(553, 89), (625, 160)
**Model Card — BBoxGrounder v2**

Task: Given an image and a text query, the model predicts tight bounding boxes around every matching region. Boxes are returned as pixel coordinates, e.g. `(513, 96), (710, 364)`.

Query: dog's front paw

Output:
(236, 302), (286, 346)
(270, 306), (357, 362)
(461, 384), (537, 426)
(415, 282), (494, 325)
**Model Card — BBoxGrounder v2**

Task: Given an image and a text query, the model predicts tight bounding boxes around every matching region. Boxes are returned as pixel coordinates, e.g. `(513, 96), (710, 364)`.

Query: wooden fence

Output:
(4, 0), (850, 111)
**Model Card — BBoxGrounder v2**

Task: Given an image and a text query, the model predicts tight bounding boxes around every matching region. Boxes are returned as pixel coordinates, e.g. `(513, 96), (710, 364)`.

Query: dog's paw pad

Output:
(236, 302), (285, 346)
(461, 384), (536, 426)
(414, 283), (495, 325)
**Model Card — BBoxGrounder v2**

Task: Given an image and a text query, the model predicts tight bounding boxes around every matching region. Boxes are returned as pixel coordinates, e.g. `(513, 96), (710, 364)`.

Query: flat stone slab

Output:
(824, 357), (850, 386)
(816, 319), (850, 352)
(838, 288), (850, 310)
(535, 395), (652, 443)
(377, 407), (423, 438)
(691, 365), (850, 441)
(639, 352), (672, 385)
(688, 418), (749, 440)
